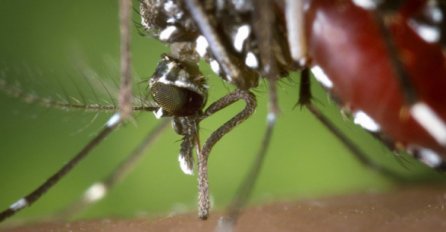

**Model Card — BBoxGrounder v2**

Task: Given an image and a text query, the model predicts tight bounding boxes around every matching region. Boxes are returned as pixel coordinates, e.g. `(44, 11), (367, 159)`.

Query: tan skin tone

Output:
(3, 184), (446, 232)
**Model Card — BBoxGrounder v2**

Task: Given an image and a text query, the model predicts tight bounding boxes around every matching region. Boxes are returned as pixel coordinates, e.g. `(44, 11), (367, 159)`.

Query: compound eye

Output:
(151, 82), (204, 116)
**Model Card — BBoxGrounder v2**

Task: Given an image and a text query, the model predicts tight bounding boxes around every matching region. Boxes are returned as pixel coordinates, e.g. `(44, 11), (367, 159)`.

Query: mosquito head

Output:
(149, 54), (208, 118)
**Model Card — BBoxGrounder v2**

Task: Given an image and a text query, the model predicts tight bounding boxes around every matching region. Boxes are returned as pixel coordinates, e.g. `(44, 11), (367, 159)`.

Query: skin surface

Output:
(3, 184), (446, 232)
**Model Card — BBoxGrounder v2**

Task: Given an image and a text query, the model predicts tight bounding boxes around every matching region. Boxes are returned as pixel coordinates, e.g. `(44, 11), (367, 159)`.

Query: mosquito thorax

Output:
(140, 0), (300, 90)
(149, 54), (208, 119)
(140, 0), (199, 43)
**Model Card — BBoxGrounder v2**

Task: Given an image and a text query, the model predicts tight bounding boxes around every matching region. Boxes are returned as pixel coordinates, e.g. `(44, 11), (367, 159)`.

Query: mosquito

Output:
(1, 0), (445, 231)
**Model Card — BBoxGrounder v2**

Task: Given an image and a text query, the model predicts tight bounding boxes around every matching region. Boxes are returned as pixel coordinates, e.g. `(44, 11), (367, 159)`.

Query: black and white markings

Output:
(411, 102), (446, 146)
(178, 154), (194, 175)
(9, 199), (28, 212)
(310, 66), (334, 89)
(210, 60), (222, 75)
(408, 145), (445, 169)
(140, 0), (198, 43)
(352, 0), (383, 10)
(233, 24), (251, 52)
(149, 54), (208, 118)
(83, 182), (108, 203)
(245, 52), (258, 68)
(408, 0), (444, 44)
(353, 111), (381, 133)
(195, 35), (209, 58)
(159, 25), (178, 41)
(285, 0), (307, 66)
(106, 113), (121, 128)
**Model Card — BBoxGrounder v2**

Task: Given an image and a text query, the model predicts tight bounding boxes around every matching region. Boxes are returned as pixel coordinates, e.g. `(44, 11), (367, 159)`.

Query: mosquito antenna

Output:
(0, 79), (127, 112)
(79, 68), (102, 105)
(68, 72), (88, 106)
(118, 0), (133, 120)
(0, 113), (122, 222)
(55, 76), (74, 107)
(97, 76), (118, 107)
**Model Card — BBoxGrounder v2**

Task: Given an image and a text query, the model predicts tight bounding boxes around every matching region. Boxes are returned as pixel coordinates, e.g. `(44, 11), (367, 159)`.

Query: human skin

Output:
(3, 184), (446, 232)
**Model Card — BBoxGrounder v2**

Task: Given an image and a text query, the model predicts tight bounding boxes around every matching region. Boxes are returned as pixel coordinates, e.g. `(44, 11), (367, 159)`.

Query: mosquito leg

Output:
(56, 119), (170, 219)
(184, 0), (259, 89)
(118, 0), (133, 119)
(372, 6), (417, 106)
(0, 113), (122, 223)
(183, 0), (242, 84)
(196, 90), (256, 219)
(213, 85), (277, 230)
(299, 69), (407, 182)
(214, 3), (282, 230)
(216, 109), (275, 232)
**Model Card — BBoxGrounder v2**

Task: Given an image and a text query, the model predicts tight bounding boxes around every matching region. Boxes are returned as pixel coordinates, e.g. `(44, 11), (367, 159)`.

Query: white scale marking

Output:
(154, 108), (164, 119)
(285, 0), (307, 64)
(166, 17), (176, 24)
(245, 52), (258, 68)
(267, 112), (277, 124)
(10, 198), (28, 211)
(411, 102), (446, 146)
(353, 111), (381, 132)
(141, 17), (150, 30)
(233, 25), (251, 52)
(158, 61), (176, 82)
(210, 60), (221, 75)
(431, 4), (444, 22)
(408, 21), (441, 43)
(415, 147), (442, 168)
(159, 26), (177, 41)
(106, 113), (121, 127)
(352, 0), (381, 10)
(163, 0), (175, 12)
(311, 66), (333, 89)
(178, 154), (193, 175)
(195, 35), (209, 57)
(84, 182), (107, 203)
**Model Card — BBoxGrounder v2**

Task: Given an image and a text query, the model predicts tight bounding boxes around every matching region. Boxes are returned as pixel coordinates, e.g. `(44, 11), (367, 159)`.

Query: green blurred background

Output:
(0, 0), (443, 225)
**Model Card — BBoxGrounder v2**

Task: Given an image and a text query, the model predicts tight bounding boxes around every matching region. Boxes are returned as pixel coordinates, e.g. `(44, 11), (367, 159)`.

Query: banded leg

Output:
(358, 1), (446, 165)
(215, 110), (275, 232)
(0, 113), (122, 222)
(183, 0), (241, 83)
(196, 90), (257, 219)
(216, 1), (283, 230)
(0, 0), (134, 222)
(56, 119), (169, 219)
(300, 68), (408, 182)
